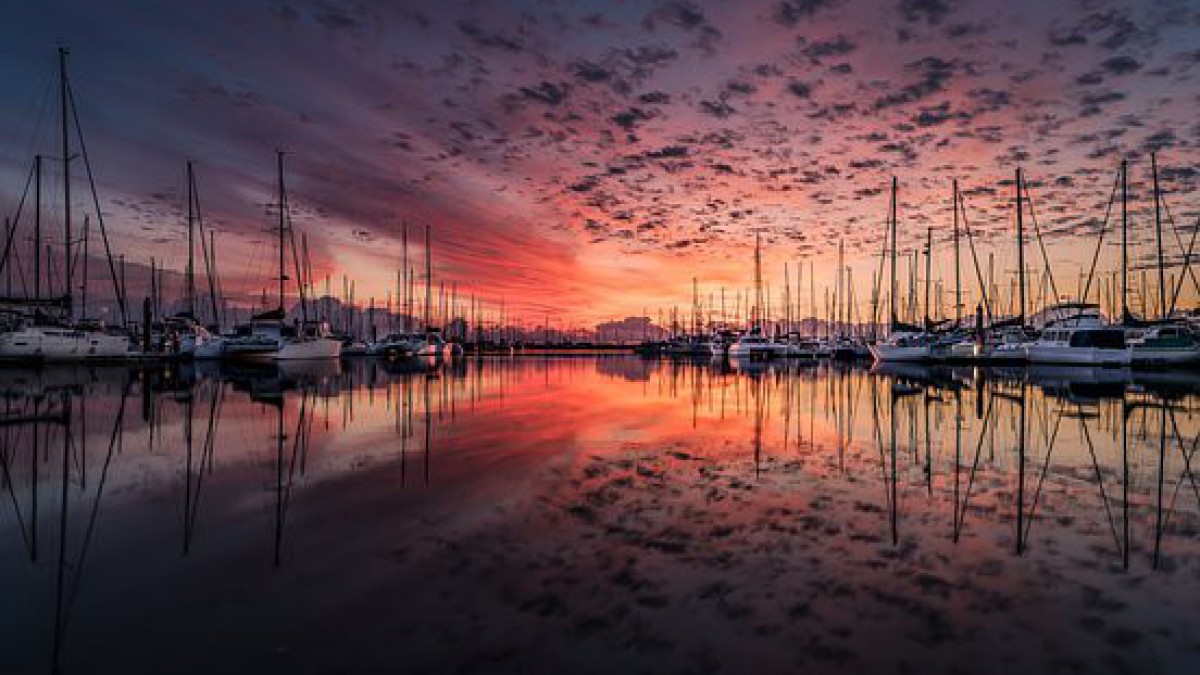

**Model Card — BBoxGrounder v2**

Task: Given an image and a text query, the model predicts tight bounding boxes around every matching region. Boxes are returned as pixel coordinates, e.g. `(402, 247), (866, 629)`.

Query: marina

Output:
(2, 0), (1199, 673)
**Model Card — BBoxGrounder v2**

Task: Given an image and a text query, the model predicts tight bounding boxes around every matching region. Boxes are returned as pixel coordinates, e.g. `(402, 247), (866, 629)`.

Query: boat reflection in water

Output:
(1, 357), (1197, 673)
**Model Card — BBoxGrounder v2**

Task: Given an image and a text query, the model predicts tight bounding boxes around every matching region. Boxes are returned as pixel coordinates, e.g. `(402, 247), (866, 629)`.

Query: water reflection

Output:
(1, 357), (1197, 673)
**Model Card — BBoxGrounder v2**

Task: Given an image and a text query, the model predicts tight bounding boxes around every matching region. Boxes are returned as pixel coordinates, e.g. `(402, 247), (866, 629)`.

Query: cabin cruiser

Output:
(1128, 325), (1200, 367)
(367, 333), (418, 358)
(869, 330), (935, 363)
(665, 334), (712, 357)
(728, 327), (785, 360)
(0, 321), (133, 361)
(928, 332), (976, 362)
(779, 332), (818, 359)
(1025, 314), (1130, 367)
(277, 320), (342, 360)
(222, 309), (341, 362)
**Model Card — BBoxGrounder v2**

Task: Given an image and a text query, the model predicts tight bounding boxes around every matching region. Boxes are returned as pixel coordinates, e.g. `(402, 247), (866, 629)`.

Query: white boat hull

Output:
(728, 344), (785, 360)
(870, 344), (930, 362)
(0, 328), (132, 361)
(976, 342), (1028, 363)
(274, 338), (342, 361)
(1026, 345), (1131, 367)
(1129, 346), (1200, 366)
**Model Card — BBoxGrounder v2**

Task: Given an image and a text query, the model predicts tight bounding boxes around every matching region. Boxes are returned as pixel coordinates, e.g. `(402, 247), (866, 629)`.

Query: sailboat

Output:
(367, 224), (420, 358)
(413, 224), (452, 359)
(222, 152), (341, 362)
(0, 49), (133, 362)
(728, 234), (786, 360)
(1126, 154), (1200, 367)
(871, 177), (934, 362)
(167, 160), (216, 359)
(1026, 165), (1129, 367)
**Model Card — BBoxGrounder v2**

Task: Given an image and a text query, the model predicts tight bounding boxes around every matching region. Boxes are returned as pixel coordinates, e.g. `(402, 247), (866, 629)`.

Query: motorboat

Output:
(276, 320), (342, 361)
(869, 330), (935, 363)
(1128, 324), (1200, 367)
(779, 332), (818, 359)
(0, 322), (133, 361)
(728, 327), (785, 360)
(1025, 315), (1130, 367)
(367, 333), (418, 358)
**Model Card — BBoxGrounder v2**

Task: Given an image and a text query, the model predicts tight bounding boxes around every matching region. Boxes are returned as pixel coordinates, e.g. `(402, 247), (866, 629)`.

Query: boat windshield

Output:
(1069, 329), (1125, 349)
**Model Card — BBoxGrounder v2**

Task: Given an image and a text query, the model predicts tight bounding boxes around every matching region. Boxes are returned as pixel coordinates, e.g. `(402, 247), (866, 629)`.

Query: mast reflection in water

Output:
(1, 357), (1197, 674)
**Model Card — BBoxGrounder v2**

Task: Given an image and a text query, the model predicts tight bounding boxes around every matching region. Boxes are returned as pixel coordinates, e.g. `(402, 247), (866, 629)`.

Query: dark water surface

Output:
(1, 356), (1198, 674)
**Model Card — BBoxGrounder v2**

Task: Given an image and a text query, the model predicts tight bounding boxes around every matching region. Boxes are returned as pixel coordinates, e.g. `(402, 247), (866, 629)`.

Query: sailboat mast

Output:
(753, 233), (762, 328)
(81, 216), (89, 318)
(402, 222), (410, 333)
(208, 231), (220, 326)
(59, 48), (72, 318)
(953, 180), (961, 325)
(424, 224), (432, 331)
(276, 151), (286, 311)
(809, 260), (815, 336)
(34, 155), (41, 301)
(1016, 167), (1026, 326)
(1152, 153), (1165, 319)
(186, 160), (196, 317)
(837, 239), (844, 337)
(924, 227), (932, 327)
(692, 277), (698, 335)
(1120, 159), (1128, 321)
(889, 176), (898, 328)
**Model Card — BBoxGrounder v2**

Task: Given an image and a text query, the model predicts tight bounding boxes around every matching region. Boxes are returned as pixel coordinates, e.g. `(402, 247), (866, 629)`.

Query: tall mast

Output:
(59, 48), (72, 318)
(402, 222), (409, 332)
(796, 261), (802, 331)
(889, 176), (898, 328)
(924, 227), (932, 328)
(208, 231), (220, 326)
(424, 224), (432, 331)
(1152, 153), (1165, 319)
(809, 260), (815, 336)
(276, 151), (286, 311)
(186, 160), (196, 317)
(692, 276), (698, 335)
(1016, 167), (1026, 326)
(953, 179), (961, 325)
(837, 239), (844, 337)
(81, 216), (89, 318)
(753, 233), (762, 328)
(34, 155), (42, 300)
(1120, 159), (1128, 321)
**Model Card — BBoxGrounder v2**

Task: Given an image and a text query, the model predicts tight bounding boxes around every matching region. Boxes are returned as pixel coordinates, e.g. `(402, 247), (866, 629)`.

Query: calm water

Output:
(1, 356), (1198, 674)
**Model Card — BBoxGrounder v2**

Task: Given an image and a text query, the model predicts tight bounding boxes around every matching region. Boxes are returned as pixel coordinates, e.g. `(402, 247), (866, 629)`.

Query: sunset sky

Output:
(0, 0), (1197, 327)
